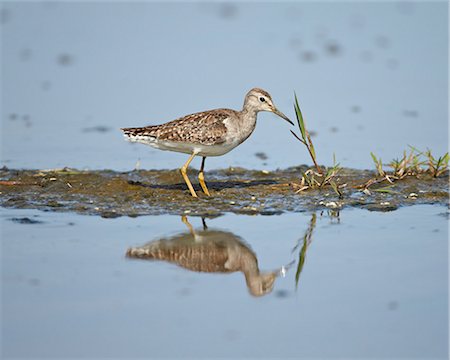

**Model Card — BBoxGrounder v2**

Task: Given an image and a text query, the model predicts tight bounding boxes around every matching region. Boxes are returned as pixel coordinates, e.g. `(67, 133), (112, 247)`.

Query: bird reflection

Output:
(126, 216), (290, 297)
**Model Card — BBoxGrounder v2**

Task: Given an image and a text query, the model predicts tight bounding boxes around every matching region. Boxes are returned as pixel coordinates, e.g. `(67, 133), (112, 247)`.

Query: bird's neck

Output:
(241, 257), (261, 286)
(239, 107), (259, 132)
(232, 108), (257, 145)
(240, 106), (259, 121)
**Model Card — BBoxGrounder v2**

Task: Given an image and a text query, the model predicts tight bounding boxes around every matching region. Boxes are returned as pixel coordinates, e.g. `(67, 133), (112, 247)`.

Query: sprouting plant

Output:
(294, 162), (343, 196)
(291, 93), (342, 194)
(323, 154), (342, 196)
(371, 152), (386, 177)
(291, 93), (323, 175)
(360, 147), (448, 191)
(386, 147), (426, 179)
(425, 150), (449, 177)
(330, 179), (342, 197)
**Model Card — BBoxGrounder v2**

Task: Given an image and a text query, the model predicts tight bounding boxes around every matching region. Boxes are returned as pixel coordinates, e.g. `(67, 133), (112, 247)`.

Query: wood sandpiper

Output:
(121, 88), (293, 197)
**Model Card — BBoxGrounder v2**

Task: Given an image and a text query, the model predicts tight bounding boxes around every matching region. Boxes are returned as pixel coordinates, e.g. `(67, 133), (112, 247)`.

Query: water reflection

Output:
(126, 216), (291, 297)
(293, 213), (316, 288)
(292, 210), (339, 288)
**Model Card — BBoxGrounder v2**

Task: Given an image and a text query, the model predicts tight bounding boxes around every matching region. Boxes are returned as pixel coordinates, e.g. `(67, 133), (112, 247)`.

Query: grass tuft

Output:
(360, 147), (448, 191)
(291, 93), (343, 195)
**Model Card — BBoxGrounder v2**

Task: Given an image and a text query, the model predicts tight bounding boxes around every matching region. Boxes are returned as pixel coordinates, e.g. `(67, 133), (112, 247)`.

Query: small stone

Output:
(408, 192), (418, 199)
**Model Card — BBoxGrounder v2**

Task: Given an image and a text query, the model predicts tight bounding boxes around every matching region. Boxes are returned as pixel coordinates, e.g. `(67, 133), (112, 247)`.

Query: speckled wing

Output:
(126, 241), (232, 273)
(122, 109), (233, 145)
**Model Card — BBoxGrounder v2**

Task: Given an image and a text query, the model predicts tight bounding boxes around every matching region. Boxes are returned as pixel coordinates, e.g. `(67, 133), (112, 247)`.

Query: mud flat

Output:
(0, 166), (448, 217)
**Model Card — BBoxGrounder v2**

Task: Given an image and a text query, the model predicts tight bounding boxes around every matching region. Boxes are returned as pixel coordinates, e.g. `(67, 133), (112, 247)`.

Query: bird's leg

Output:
(181, 215), (195, 236)
(201, 217), (208, 230)
(198, 156), (211, 196)
(180, 153), (198, 197)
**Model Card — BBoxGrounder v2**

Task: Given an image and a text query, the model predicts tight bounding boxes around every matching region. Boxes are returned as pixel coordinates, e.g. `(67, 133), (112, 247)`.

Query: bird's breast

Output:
(223, 116), (257, 146)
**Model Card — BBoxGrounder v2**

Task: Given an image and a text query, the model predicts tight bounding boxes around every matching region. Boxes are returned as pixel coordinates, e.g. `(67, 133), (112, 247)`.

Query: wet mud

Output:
(0, 166), (448, 217)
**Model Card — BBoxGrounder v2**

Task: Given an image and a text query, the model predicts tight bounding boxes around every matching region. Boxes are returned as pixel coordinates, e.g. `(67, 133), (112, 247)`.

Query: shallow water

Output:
(2, 2), (448, 171)
(2, 205), (447, 358)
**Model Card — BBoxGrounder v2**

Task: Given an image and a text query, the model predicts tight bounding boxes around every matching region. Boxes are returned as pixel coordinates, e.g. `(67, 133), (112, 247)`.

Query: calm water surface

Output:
(1, 2), (448, 170)
(2, 205), (448, 358)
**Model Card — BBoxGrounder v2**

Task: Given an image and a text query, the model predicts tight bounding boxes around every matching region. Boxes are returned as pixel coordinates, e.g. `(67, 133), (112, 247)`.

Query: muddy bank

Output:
(0, 166), (448, 217)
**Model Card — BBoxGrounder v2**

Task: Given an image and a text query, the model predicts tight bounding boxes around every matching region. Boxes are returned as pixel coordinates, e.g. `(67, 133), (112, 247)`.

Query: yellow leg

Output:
(180, 152), (198, 197)
(198, 157), (211, 196)
(181, 215), (195, 236)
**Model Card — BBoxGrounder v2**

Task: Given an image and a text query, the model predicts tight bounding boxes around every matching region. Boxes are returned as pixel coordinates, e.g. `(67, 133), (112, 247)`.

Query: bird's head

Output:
(247, 272), (277, 297)
(244, 88), (294, 125)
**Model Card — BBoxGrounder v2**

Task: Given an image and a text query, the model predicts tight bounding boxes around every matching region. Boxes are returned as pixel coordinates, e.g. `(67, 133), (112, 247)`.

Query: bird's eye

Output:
(259, 97), (266, 102)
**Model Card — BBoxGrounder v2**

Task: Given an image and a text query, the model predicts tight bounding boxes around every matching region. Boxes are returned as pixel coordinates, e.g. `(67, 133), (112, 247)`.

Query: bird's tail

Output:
(121, 127), (138, 137)
(121, 127), (156, 143)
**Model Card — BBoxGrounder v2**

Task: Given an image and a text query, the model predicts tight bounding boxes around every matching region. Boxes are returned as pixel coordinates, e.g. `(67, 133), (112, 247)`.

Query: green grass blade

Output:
(330, 180), (342, 197)
(295, 240), (308, 289)
(308, 137), (317, 159)
(294, 92), (306, 141)
(370, 152), (378, 165)
(290, 129), (307, 145)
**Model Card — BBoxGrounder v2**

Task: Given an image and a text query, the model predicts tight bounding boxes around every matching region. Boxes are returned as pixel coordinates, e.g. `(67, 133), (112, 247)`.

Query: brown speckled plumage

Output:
(126, 239), (232, 273)
(126, 230), (255, 273)
(122, 109), (233, 145)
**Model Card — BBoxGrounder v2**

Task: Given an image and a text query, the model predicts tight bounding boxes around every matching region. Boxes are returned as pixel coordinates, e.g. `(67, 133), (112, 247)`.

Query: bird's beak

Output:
(272, 107), (294, 126)
(276, 260), (295, 277)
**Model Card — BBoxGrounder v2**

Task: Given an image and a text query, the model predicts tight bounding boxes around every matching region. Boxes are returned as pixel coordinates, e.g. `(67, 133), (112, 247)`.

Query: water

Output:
(1, 2), (448, 171)
(1, 2), (448, 358)
(2, 205), (448, 358)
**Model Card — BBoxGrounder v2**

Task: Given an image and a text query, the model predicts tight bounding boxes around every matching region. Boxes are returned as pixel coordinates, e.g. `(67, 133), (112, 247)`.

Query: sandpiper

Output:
(121, 88), (293, 197)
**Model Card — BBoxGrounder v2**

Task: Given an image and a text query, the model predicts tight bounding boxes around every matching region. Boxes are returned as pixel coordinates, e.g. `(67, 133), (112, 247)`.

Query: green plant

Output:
(291, 93), (322, 175)
(425, 150), (449, 177)
(370, 152), (386, 177)
(361, 147), (448, 191)
(291, 93), (342, 195)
